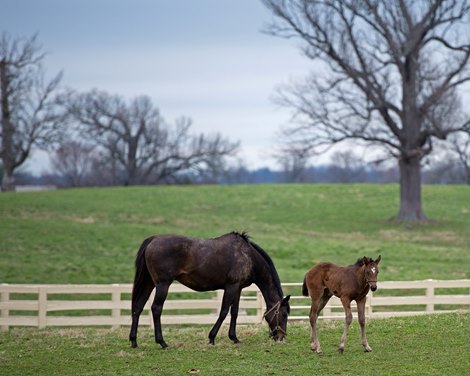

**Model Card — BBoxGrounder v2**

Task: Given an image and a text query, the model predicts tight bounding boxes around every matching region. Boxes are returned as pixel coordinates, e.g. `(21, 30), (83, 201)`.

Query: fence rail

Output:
(1, 280), (469, 330)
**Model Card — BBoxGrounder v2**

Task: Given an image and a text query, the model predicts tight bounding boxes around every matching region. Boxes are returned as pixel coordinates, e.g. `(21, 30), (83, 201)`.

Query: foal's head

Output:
(264, 296), (291, 342)
(362, 255), (381, 292)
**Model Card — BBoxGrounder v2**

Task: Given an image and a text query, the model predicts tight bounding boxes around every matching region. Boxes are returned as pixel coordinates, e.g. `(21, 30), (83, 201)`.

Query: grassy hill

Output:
(1, 184), (469, 284)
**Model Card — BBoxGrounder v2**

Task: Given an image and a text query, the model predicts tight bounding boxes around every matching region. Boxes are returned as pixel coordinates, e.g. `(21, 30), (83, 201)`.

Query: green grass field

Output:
(1, 184), (470, 284)
(1, 184), (469, 375)
(1, 314), (469, 375)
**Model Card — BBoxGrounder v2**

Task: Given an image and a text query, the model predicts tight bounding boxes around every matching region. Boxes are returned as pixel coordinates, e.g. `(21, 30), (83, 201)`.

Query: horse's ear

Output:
(362, 256), (369, 265)
(282, 295), (291, 304)
(375, 255), (382, 264)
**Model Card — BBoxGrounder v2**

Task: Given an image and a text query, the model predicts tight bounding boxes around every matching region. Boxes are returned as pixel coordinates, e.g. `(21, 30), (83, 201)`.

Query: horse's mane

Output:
(232, 231), (284, 298)
(352, 257), (374, 267)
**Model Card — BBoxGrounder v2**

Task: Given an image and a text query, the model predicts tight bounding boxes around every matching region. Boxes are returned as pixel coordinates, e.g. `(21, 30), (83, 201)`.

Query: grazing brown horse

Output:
(129, 231), (290, 349)
(302, 256), (381, 354)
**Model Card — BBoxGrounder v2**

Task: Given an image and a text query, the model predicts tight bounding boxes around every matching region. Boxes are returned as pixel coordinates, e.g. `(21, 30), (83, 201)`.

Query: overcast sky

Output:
(1, 0), (315, 174)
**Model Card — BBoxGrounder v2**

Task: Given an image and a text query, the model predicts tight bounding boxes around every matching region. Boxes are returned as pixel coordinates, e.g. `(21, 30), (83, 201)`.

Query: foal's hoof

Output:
(338, 348), (344, 354)
(310, 345), (323, 354)
(364, 346), (373, 353)
(130, 342), (138, 349)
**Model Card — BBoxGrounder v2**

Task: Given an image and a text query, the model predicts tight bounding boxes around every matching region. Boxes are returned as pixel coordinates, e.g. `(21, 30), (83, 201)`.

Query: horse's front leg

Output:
(357, 297), (372, 352)
(339, 297), (353, 354)
(228, 289), (242, 344)
(209, 285), (238, 345)
(151, 282), (171, 349)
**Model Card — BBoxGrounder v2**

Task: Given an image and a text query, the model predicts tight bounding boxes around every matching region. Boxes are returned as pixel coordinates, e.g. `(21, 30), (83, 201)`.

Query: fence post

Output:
(323, 303), (332, 318)
(38, 286), (47, 329)
(1, 284), (9, 331)
(215, 290), (224, 315)
(256, 291), (264, 322)
(112, 284), (121, 328)
(426, 282), (435, 313)
(366, 293), (373, 318)
(148, 289), (155, 328)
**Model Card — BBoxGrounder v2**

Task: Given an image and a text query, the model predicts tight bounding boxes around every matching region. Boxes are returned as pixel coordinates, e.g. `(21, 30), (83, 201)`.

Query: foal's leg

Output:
(151, 282), (171, 349)
(228, 289), (242, 344)
(357, 297), (372, 352)
(209, 284), (238, 345)
(339, 297), (353, 354)
(309, 304), (321, 353)
(129, 283), (154, 348)
(310, 290), (331, 354)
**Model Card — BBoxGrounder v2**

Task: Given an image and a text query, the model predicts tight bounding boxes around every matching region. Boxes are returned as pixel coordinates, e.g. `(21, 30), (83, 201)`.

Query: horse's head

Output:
(363, 255), (381, 292)
(264, 295), (290, 342)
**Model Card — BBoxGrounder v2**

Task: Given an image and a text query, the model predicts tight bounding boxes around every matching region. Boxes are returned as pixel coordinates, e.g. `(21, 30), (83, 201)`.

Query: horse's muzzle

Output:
(370, 284), (377, 292)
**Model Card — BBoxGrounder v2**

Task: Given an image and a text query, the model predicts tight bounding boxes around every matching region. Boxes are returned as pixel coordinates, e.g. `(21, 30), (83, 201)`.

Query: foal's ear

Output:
(362, 256), (369, 265)
(375, 255), (382, 264)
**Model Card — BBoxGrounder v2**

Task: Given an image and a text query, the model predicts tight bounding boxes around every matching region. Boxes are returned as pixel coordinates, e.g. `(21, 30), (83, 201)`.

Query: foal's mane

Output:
(232, 231), (284, 298)
(351, 257), (374, 267)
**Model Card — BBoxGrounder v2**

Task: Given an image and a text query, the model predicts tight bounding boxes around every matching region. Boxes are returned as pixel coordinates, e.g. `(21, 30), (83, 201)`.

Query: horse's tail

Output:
(302, 275), (309, 297)
(132, 236), (154, 300)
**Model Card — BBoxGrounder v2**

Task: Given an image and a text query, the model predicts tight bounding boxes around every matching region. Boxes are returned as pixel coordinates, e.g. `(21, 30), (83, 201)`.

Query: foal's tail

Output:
(302, 275), (309, 297)
(132, 236), (154, 300)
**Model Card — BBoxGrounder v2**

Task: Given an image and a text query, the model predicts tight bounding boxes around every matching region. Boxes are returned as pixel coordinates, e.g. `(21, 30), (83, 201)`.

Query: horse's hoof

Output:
(131, 343), (138, 349)
(338, 348), (344, 354)
(364, 347), (373, 352)
(158, 341), (169, 350)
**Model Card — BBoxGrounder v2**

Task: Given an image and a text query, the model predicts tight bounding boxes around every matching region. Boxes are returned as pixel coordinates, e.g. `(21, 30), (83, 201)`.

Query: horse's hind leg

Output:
(309, 291), (330, 353)
(151, 282), (171, 349)
(309, 303), (321, 353)
(339, 297), (353, 354)
(357, 297), (372, 352)
(129, 283), (154, 348)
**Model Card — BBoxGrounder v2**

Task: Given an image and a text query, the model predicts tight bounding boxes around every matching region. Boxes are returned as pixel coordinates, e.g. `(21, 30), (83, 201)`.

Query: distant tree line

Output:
(9, 148), (470, 187)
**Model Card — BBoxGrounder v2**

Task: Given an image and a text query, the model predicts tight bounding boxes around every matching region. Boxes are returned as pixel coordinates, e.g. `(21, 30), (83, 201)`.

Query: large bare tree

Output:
(0, 33), (63, 191)
(263, 0), (470, 221)
(62, 90), (239, 185)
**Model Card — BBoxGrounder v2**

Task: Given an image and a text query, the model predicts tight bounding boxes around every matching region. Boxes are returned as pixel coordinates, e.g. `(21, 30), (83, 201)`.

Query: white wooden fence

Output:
(1, 280), (469, 330)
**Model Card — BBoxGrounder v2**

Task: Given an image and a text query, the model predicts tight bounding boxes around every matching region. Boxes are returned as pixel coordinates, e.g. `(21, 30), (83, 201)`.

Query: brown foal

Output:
(302, 255), (381, 354)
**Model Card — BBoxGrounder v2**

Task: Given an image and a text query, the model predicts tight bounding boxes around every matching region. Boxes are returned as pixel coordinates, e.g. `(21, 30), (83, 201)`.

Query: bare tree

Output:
(61, 90), (239, 185)
(328, 150), (367, 183)
(0, 33), (63, 191)
(448, 132), (470, 184)
(275, 145), (311, 182)
(263, 0), (470, 221)
(51, 141), (97, 187)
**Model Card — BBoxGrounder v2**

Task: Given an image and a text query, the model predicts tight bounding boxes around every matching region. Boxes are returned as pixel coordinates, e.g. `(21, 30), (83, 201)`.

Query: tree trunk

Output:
(1, 61), (16, 192)
(395, 156), (427, 222)
(1, 166), (15, 192)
